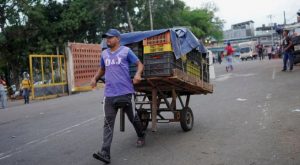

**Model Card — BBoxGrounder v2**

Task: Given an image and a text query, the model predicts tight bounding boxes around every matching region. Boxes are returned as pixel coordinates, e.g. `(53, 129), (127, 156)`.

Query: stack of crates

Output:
(126, 31), (209, 82)
(143, 52), (183, 77)
(126, 42), (143, 78)
(185, 49), (210, 83)
(143, 31), (172, 54)
(185, 50), (202, 79)
(201, 53), (210, 83)
(143, 31), (183, 77)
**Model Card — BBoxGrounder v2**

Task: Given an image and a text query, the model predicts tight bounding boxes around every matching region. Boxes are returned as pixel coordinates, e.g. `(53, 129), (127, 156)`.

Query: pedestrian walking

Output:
(217, 52), (222, 64)
(282, 30), (294, 71)
(224, 42), (234, 72)
(257, 42), (264, 60)
(21, 72), (31, 104)
(0, 77), (7, 109)
(91, 29), (145, 164)
(267, 46), (272, 60)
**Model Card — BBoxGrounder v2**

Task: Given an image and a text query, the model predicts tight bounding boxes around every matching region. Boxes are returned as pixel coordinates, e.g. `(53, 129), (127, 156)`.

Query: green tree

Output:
(0, 0), (36, 87)
(0, 0), (224, 88)
(180, 3), (224, 40)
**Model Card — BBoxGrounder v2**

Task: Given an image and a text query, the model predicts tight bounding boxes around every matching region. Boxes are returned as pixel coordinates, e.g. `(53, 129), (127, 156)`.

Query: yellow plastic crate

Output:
(143, 43), (172, 54)
(186, 61), (201, 78)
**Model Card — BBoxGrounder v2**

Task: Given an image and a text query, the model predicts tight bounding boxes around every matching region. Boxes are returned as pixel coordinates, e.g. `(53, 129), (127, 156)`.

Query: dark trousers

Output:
(259, 52), (263, 60)
(283, 52), (294, 70)
(268, 53), (272, 60)
(23, 89), (30, 104)
(101, 94), (144, 155)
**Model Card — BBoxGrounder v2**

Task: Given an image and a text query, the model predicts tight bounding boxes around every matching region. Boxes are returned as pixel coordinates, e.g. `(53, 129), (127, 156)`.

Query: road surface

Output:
(0, 59), (300, 165)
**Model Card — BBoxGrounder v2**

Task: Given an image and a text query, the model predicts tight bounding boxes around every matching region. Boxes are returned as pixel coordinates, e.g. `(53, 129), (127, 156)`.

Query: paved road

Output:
(0, 59), (300, 165)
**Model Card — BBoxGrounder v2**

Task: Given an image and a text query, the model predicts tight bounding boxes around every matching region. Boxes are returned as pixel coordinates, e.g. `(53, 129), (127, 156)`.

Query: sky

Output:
(183, 0), (300, 30)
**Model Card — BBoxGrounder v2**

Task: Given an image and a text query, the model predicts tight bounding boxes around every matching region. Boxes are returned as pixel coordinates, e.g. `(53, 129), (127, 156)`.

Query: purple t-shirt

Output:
(100, 46), (139, 97)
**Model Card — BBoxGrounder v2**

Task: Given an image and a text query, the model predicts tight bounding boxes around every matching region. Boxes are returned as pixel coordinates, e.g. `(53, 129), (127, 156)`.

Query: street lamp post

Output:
(297, 9), (300, 23)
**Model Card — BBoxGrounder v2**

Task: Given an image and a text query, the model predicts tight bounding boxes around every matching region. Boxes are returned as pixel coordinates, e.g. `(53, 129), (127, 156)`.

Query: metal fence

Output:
(29, 55), (68, 99)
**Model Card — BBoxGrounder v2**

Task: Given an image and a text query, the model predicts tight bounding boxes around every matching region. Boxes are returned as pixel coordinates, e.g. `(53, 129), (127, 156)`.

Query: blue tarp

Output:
(102, 28), (207, 59)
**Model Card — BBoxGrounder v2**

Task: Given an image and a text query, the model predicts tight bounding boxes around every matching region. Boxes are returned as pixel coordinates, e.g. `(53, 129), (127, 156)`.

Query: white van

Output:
(238, 41), (257, 61)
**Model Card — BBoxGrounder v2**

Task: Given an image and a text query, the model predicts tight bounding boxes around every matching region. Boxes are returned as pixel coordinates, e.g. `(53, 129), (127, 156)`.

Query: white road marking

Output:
(25, 140), (39, 145)
(0, 116), (101, 161)
(272, 68), (276, 80)
(266, 93), (272, 100)
(0, 154), (12, 160)
(292, 109), (300, 112)
(258, 98), (271, 130)
(236, 98), (247, 102)
(235, 73), (257, 77)
(215, 73), (256, 82)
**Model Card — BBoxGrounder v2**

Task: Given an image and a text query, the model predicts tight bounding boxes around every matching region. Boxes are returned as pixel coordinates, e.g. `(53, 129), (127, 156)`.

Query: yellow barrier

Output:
(29, 54), (67, 99)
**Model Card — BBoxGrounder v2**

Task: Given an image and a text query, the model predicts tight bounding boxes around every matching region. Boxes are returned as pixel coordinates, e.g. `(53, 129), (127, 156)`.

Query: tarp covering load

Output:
(101, 28), (212, 94)
(102, 28), (207, 59)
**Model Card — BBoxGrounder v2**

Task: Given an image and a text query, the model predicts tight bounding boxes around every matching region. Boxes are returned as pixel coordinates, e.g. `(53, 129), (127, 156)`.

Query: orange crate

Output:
(143, 31), (171, 46)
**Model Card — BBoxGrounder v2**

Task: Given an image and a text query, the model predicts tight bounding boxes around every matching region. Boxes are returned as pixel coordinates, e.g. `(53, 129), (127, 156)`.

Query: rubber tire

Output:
(138, 110), (149, 131)
(180, 107), (194, 132)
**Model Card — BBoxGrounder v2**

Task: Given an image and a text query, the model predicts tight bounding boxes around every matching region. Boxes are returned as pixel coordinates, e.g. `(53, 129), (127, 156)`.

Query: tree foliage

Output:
(0, 0), (224, 85)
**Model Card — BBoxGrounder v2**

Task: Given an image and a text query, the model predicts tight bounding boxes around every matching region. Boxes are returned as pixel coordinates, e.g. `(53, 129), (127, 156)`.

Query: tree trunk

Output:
(148, 0), (153, 30)
(126, 11), (134, 32)
(123, 0), (134, 32)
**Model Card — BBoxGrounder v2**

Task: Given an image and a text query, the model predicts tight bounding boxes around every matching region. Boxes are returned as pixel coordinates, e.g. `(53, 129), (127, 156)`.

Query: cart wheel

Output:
(180, 107), (194, 132)
(138, 110), (149, 131)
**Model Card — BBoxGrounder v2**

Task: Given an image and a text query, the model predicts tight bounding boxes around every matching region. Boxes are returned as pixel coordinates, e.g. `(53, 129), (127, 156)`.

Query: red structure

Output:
(66, 43), (101, 92)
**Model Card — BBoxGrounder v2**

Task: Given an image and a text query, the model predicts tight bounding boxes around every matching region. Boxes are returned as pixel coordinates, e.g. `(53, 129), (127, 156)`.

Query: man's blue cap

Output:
(102, 29), (121, 38)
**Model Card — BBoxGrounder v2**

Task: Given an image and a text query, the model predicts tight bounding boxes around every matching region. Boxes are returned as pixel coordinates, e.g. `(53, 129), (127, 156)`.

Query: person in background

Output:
(224, 42), (234, 72)
(282, 30), (294, 71)
(257, 42), (264, 60)
(21, 72), (31, 104)
(0, 77), (7, 109)
(267, 46), (272, 60)
(218, 51), (223, 64)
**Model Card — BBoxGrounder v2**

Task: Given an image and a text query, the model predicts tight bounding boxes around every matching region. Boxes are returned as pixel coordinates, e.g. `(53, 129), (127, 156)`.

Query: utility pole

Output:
(148, 0), (153, 30)
(267, 14), (274, 45)
(267, 14), (273, 26)
(283, 11), (286, 25)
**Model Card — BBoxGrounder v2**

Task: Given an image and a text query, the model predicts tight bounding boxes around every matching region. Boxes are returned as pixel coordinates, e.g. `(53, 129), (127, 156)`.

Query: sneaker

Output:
(136, 134), (146, 147)
(281, 69), (286, 72)
(93, 151), (110, 164)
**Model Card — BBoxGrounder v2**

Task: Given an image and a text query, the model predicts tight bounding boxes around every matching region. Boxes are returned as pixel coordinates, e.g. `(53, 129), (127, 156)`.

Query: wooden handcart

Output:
(134, 69), (213, 132)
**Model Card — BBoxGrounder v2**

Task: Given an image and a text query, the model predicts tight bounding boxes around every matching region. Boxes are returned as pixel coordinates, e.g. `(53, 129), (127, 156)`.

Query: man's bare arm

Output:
(91, 67), (105, 87)
(133, 61), (144, 85)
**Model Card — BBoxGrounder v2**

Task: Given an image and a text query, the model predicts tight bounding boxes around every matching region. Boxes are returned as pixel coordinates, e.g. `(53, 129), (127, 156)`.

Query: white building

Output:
(223, 21), (255, 40)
